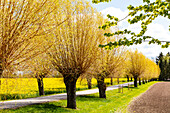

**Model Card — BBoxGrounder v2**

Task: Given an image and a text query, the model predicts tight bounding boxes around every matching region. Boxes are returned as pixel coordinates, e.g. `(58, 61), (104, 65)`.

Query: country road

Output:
(129, 82), (170, 113)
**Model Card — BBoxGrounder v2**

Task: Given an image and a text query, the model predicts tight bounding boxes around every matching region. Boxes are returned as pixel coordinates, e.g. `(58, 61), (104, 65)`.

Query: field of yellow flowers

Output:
(0, 77), (127, 100)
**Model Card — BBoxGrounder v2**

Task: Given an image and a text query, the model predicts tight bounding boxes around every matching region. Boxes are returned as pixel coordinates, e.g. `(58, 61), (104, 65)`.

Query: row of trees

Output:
(157, 52), (170, 80)
(0, 0), (160, 109)
(127, 50), (160, 87)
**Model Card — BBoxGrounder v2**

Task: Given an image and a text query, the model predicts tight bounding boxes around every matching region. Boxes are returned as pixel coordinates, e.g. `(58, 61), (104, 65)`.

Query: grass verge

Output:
(1, 81), (157, 113)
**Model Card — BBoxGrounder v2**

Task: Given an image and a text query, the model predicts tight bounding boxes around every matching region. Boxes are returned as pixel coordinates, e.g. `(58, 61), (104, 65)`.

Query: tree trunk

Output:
(97, 77), (106, 98)
(142, 78), (145, 84)
(0, 60), (3, 86)
(87, 77), (92, 89)
(64, 75), (78, 109)
(145, 80), (147, 83)
(110, 77), (113, 85)
(127, 75), (129, 82)
(134, 76), (137, 87)
(131, 77), (133, 81)
(139, 78), (141, 85)
(37, 77), (45, 96)
(117, 77), (119, 84)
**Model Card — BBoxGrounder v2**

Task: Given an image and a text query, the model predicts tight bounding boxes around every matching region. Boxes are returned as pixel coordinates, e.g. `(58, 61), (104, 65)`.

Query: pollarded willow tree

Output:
(127, 50), (146, 87)
(143, 58), (160, 82)
(48, 0), (105, 109)
(91, 36), (127, 98)
(22, 53), (53, 96)
(0, 0), (65, 83)
(127, 50), (160, 87)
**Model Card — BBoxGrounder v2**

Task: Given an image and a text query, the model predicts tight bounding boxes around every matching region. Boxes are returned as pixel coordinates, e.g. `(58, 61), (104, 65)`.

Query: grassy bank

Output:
(1, 81), (157, 113)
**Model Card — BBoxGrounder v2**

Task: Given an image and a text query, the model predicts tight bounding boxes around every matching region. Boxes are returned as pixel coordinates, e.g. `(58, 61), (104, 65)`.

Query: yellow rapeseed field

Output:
(0, 78), (127, 100)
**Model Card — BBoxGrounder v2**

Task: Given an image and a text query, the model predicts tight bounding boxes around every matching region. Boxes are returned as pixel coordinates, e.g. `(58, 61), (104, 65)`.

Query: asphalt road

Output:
(0, 82), (134, 110)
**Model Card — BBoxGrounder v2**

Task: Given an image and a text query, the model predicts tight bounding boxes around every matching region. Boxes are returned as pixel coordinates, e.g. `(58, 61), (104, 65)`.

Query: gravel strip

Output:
(128, 82), (170, 113)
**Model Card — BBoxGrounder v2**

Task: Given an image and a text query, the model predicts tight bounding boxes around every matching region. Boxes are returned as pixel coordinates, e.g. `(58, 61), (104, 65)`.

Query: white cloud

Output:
(127, 23), (170, 59)
(129, 43), (170, 59)
(101, 7), (128, 19)
(145, 23), (169, 41)
(100, 7), (129, 26)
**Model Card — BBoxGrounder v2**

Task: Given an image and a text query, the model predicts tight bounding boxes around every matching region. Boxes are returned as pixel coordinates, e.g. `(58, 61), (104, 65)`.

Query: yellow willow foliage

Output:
(142, 58), (160, 79)
(128, 50), (160, 79)
(49, 0), (105, 76)
(154, 65), (160, 78)
(0, 0), (66, 77)
(90, 32), (128, 80)
(19, 53), (55, 78)
(128, 50), (146, 78)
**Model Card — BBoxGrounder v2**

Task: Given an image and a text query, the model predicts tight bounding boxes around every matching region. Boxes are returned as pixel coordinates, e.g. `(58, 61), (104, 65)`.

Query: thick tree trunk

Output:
(139, 78), (141, 85)
(64, 76), (78, 109)
(127, 75), (129, 82)
(87, 78), (92, 89)
(131, 77), (133, 81)
(37, 77), (45, 96)
(110, 77), (113, 85)
(134, 76), (138, 87)
(97, 77), (106, 98)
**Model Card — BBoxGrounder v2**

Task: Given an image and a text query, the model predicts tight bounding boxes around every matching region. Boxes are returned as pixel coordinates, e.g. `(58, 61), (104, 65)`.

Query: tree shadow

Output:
(14, 102), (72, 113)
(122, 86), (139, 89)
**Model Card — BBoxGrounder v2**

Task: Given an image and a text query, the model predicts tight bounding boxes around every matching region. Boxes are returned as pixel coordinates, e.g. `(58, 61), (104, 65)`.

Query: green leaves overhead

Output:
(93, 0), (170, 48)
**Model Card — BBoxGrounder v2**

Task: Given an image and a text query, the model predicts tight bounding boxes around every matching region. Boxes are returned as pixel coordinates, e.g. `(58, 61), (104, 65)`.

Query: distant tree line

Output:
(156, 52), (170, 80)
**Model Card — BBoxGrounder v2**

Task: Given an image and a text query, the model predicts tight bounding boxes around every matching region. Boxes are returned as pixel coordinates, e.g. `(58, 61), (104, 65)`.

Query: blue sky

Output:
(88, 0), (170, 60)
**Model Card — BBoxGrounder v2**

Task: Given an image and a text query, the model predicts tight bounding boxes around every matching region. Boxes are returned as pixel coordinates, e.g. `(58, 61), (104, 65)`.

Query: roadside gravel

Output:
(128, 82), (170, 113)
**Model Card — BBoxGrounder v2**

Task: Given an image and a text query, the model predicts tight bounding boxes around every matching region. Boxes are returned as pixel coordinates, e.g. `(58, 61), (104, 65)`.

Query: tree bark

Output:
(127, 75), (129, 82)
(0, 58), (3, 86)
(37, 77), (45, 96)
(87, 77), (92, 89)
(97, 77), (106, 98)
(110, 77), (113, 85)
(64, 75), (78, 109)
(134, 76), (138, 87)
(131, 77), (133, 81)
(139, 78), (141, 85)
(142, 78), (145, 84)
(117, 77), (119, 84)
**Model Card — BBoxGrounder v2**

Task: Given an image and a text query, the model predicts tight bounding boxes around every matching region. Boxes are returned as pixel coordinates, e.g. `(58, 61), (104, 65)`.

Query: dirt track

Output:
(128, 82), (170, 113)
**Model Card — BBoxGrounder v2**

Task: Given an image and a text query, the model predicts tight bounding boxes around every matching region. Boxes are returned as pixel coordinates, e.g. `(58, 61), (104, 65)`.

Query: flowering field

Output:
(0, 78), (128, 100)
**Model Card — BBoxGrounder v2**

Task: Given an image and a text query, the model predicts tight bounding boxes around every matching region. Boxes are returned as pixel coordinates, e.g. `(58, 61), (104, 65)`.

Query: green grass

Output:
(1, 81), (157, 113)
